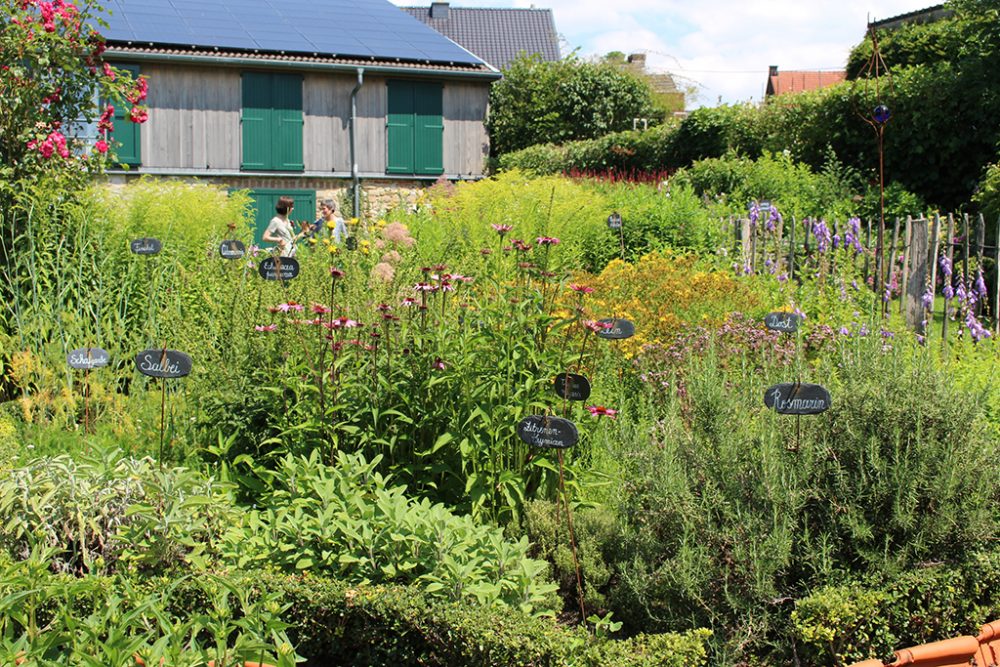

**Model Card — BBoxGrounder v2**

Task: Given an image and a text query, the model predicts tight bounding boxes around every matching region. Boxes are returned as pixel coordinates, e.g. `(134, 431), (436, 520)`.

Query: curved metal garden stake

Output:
(855, 26), (895, 315)
(158, 346), (168, 468)
(549, 416), (586, 623)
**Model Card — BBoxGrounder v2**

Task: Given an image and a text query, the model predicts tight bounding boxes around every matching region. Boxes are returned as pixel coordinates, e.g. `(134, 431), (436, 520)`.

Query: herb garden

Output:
(6, 1), (1000, 666)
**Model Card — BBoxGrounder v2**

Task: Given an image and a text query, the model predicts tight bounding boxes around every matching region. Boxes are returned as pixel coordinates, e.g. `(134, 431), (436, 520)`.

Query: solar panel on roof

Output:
(101, 0), (483, 64)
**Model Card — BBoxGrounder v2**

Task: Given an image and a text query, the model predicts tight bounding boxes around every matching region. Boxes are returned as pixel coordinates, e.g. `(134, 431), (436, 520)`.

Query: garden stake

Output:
(158, 346), (168, 468)
(976, 214), (986, 318)
(994, 217), (1000, 335)
(788, 214), (796, 280)
(556, 447), (587, 622)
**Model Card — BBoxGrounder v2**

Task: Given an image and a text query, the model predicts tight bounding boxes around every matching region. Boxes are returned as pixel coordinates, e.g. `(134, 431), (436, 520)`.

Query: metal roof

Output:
(401, 3), (559, 71)
(98, 0), (488, 67)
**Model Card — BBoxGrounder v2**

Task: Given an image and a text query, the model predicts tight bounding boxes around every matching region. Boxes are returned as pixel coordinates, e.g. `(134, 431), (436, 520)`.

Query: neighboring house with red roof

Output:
(765, 66), (846, 98)
(401, 2), (560, 72)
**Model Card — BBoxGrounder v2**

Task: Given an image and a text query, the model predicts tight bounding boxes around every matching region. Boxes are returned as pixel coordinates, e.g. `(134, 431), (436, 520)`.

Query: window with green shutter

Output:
(242, 72), (304, 172)
(107, 63), (141, 166)
(387, 80), (443, 175)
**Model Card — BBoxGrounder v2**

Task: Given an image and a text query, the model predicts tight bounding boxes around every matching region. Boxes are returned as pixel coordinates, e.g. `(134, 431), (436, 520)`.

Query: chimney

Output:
(430, 2), (449, 19)
(769, 65), (778, 77)
(627, 53), (647, 69)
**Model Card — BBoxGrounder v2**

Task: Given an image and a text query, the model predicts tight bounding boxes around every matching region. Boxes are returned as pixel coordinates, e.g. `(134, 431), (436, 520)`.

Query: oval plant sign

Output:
(517, 415), (579, 449)
(764, 312), (803, 333)
(344, 236), (358, 251)
(258, 256), (300, 280)
(67, 347), (110, 370)
(607, 212), (623, 229)
(553, 373), (591, 401)
(135, 349), (193, 379)
(595, 318), (635, 340)
(219, 240), (246, 259)
(764, 383), (832, 415)
(130, 237), (162, 255)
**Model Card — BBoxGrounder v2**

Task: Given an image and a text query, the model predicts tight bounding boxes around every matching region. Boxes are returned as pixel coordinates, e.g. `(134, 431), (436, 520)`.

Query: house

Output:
(621, 53), (684, 115)
(97, 0), (500, 237)
(401, 2), (560, 72)
(765, 65), (846, 98)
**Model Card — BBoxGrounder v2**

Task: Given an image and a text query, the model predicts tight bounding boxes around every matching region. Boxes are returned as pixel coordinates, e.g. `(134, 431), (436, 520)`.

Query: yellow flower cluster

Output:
(571, 251), (757, 356)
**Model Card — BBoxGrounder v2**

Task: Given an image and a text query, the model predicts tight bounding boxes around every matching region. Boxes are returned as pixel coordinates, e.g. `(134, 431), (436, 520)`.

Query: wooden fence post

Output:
(905, 216), (927, 332)
(942, 213), (956, 346)
(741, 217), (752, 272)
(900, 216), (913, 315)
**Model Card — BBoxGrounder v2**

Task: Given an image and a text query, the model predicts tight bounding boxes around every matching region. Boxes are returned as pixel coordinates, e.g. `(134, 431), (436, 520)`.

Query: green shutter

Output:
(242, 72), (303, 171)
(387, 80), (442, 175)
(242, 72), (271, 170)
(109, 64), (141, 166)
(273, 74), (304, 171)
(413, 82), (443, 175)
(387, 81), (415, 174)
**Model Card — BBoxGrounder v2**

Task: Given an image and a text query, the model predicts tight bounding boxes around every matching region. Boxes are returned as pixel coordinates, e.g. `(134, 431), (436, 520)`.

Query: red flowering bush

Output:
(0, 0), (148, 195)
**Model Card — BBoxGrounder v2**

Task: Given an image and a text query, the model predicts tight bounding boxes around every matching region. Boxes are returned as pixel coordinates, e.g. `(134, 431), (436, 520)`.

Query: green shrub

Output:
(793, 551), (1000, 666)
(0, 450), (237, 574)
(602, 331), (1000, 663)
(221, 450), (561, 614)
(155, 570), (711, 667)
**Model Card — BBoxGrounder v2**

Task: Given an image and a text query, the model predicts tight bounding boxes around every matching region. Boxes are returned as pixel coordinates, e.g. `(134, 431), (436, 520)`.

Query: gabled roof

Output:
(98, 0), (490, 70)
(401, 2), (559, 71)
(766, 67), (846, 97)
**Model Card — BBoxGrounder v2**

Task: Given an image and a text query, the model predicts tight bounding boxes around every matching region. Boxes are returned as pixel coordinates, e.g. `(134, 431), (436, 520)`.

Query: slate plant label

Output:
(67, 347), (110, 370)
(345, 237), (358, 251)
(764, 312), (803, 333)
(219, 240), (246, 259)
(595, 318), (636, 340)
(258, 256), (300, 280)
(135, 349), (193, 379)
(130, 238), (162, 255)
(517, 415), (579, 449)
(760, 200), (772, 212)
(553, 373), (591, 401)
(764, 383), (832, 415)
(607, 212), (623, 229)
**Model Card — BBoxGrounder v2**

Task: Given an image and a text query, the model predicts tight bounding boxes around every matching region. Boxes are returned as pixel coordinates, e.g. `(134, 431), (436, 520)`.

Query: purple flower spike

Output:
(921, 287), (934, 310)
(976, 270), (988, 299)
(939, 256), (952, 277)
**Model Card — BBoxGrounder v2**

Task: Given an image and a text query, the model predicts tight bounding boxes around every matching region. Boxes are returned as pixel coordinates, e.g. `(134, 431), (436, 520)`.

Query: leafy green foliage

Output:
(0, 451), (237, 575)
(221, 450), (561, 614)
(488, 54), (663, 156)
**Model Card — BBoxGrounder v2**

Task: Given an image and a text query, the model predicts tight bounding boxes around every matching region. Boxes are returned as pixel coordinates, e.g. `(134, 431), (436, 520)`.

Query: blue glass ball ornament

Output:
(873, 104), (891, 124)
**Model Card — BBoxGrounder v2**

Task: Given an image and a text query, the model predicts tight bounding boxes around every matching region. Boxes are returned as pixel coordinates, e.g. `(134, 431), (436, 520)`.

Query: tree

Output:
(487, 54), (662, 156)
(0, 0), (148, 207)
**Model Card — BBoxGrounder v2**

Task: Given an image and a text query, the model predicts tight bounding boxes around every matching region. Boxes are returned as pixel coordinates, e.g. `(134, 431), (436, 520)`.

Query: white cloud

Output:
(392, 0), (934, 106)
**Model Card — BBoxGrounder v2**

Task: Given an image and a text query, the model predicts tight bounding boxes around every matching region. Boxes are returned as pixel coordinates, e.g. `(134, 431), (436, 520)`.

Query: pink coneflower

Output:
(432, 357), (446, 370)
(517, 262), (535, 270)
(377, 303), (392, 312)
(413, 282), (438, 292)
(582, 320), (606, 333)
(586, 405), (618, 419)
(451, 274), (474, 283)
(276, 301), (304, 312)
(512, 239), (532, 252)
(570, 284), (594, 294)
(402, 297), (418, 307)
(536, 236), (560, 246)
(311, 304), (331, 314)
(491, 223), (513, 236)
(254, 324), (278, 332)
(325, 316), (361, 329)
(330, 267), (346, 279)
(480, 248), (493, 256)
(439, 281), (455, 292)
(432, 263), (448, 272)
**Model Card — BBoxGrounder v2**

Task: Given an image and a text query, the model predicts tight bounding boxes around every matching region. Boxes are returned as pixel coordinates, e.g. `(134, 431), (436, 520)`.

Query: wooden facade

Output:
(123, 61), (491, 179)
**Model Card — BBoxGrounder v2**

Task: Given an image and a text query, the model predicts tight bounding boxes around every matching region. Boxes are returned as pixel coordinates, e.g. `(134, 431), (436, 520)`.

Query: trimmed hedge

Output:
(792, 551), (1000, 666)
(154, 571), (712, 667)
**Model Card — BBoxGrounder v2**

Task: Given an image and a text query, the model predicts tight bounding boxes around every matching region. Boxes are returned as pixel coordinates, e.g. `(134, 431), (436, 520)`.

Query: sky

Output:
(393, 0), (937, 108)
